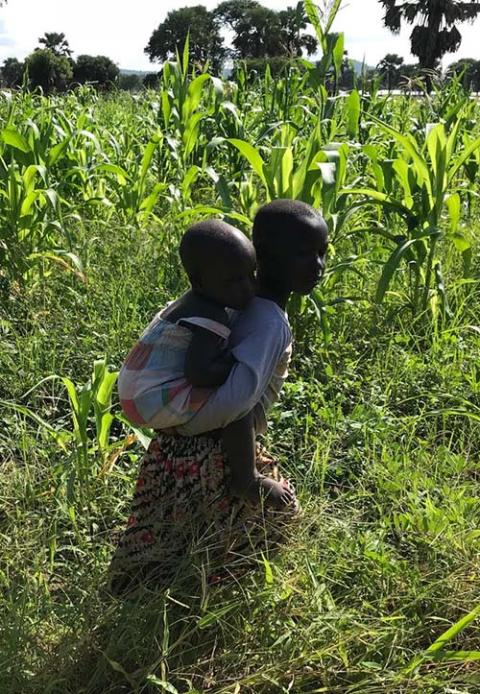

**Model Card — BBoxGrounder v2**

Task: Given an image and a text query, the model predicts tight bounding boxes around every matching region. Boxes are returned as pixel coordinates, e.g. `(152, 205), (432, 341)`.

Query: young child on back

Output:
(118, 219), (293, 509)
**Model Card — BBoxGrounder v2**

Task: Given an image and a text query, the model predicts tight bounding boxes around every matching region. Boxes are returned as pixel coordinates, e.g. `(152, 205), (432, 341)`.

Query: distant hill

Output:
(120, 69), (156, 77)
(351, 59), (373, 75)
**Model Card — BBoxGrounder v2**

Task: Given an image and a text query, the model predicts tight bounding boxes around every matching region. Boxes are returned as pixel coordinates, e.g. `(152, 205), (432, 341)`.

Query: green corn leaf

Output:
(332, 33), (345, 76)
(392, 159), (413, 208)
(376, 238), (420, 304)
(452, 233), (471, 253)
(449, 136), (480, 181)
(318, 162), (336, 185)
(97, 163), (129, 185)
(228, 139), (267, 187)
(140, 183), (167, 214)
(182, 165), (200, 194)
(161, 90), (171, 127)
(446, 193), (461, 232)
(140, 137), (160, 181)
(373, 119), (432, 200)
(324, 0), (344, 34)
(2, 127), (30, 153)
(185, 73), (210, 115)
(426, 123), (446, 182)
(340, 188), (412, 217)
(23, 164), (46, 192)
(182, 32), (190, 78)
(304, 0), (325, 50)
(48, 138), (69, 166)
(97, 412), (114, 453)
(44, 189), (58, 210)
(20, 190), (41, 217)
(345, 89), (361, 139)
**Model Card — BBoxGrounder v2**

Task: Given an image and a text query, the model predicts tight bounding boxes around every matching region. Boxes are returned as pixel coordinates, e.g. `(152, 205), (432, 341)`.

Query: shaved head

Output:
(180, 219), (253, 281)
(253, 199), (326, 257)
(179, 219), (256, 310)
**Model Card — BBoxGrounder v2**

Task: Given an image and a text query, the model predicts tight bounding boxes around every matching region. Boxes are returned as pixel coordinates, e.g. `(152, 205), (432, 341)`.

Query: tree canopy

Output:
(278, 3), (318, 57)
(447, 57), (480, 91)
(380, 0), (480, 72)
(38, 32), (72, 57)
(1, 58), (24, 88)
(377, 53), (405, 90)
(144, 6), (226, 72)
(145, 2), (317, 71)
(73, 55), (119, 89)
(26, 49), (73, 93)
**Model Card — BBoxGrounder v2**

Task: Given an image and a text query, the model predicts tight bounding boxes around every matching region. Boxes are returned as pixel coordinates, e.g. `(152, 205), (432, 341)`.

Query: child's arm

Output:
(184, 326), (234, 388)
(178, 312), (291, 437)
(222, 410), (294, 509)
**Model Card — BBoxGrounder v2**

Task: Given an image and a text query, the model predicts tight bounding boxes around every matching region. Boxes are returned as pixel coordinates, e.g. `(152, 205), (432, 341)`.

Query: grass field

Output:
(1, 55), (480, 693)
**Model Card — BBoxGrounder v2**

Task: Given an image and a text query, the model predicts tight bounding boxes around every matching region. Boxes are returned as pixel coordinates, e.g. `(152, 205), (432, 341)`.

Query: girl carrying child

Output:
(109, 199), (328, 592)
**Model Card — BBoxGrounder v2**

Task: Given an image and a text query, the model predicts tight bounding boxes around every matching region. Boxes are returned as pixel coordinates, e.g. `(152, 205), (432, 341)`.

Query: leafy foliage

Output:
(376, 53), (405, 90)
(0, 57), (24, 88)
(38, 31), (73, 57)
(25, 48), (73, 93)
(144, 6), (226, 73)
(73, 55), (119, 90)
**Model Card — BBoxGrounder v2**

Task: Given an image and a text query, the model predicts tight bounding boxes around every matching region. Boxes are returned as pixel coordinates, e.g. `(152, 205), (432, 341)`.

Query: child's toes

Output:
(280, 489), (295, 505)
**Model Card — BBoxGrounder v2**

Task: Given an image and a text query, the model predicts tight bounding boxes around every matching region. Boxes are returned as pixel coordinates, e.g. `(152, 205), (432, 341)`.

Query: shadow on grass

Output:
(33, 542), (277, 694)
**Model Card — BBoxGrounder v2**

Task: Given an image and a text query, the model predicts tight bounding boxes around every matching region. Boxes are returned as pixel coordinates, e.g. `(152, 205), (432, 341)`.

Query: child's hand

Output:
(232, 474), (297, 511)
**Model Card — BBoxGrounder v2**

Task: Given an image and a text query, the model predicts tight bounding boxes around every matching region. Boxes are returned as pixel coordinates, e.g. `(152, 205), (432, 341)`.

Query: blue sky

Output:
(0, 0), (479, 71)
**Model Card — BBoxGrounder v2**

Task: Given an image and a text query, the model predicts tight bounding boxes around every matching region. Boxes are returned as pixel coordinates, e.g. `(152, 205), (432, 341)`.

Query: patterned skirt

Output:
(108, 432), (299, 593)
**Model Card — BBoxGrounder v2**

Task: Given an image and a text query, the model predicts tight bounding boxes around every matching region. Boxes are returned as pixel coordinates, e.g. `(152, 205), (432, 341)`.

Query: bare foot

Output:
(233, 475), (295, 510)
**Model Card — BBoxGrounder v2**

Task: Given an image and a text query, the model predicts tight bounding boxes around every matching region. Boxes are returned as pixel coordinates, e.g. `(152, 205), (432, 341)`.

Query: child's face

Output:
(197, 246), (257, 310)
(282, 216), (328, 295)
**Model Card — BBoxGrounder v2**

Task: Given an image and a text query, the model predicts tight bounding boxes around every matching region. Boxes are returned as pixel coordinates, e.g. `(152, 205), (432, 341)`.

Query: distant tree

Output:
(1, 57), (24, 88)
(143, 72), (161, 89)
(214, 0), (261, 30)
(339, 52), (356, 90)
(73, 55), (119, 89)
(145, 6), (226, 72)
(38, 32), (73, 57)
(230, 5), (283, 58)
(118, 73), (144, 91)
(278, 3), (317, 57)
(26, 49), (73, 93)
(447, 58), (480, 91)
(215, 1), (316, 65)
(377, 53), (404, 90)
(379, 0), (480, 75)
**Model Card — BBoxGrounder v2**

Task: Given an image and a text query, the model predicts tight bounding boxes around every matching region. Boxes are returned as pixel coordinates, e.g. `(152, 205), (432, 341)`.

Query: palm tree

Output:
(377, 53), (404, 90)
(278, 3), (318, 57)
(38, 32), (72, 58)
(380, 1), (480, 73)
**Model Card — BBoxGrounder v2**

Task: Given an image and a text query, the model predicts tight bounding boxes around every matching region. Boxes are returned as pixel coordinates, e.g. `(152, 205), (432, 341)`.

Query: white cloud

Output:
(0, 0), (479, 71)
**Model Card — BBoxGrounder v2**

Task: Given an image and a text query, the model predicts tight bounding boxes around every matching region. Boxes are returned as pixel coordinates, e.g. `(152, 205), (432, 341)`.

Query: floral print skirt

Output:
(108, 432), (299, 593)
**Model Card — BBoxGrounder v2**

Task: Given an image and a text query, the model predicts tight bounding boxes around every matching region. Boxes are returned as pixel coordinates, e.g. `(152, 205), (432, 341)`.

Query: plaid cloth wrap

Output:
(118, 312), (231, 429)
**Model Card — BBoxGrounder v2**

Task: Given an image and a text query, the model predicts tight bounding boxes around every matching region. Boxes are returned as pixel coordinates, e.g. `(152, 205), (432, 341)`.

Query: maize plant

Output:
(344, 110), (480, 318)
